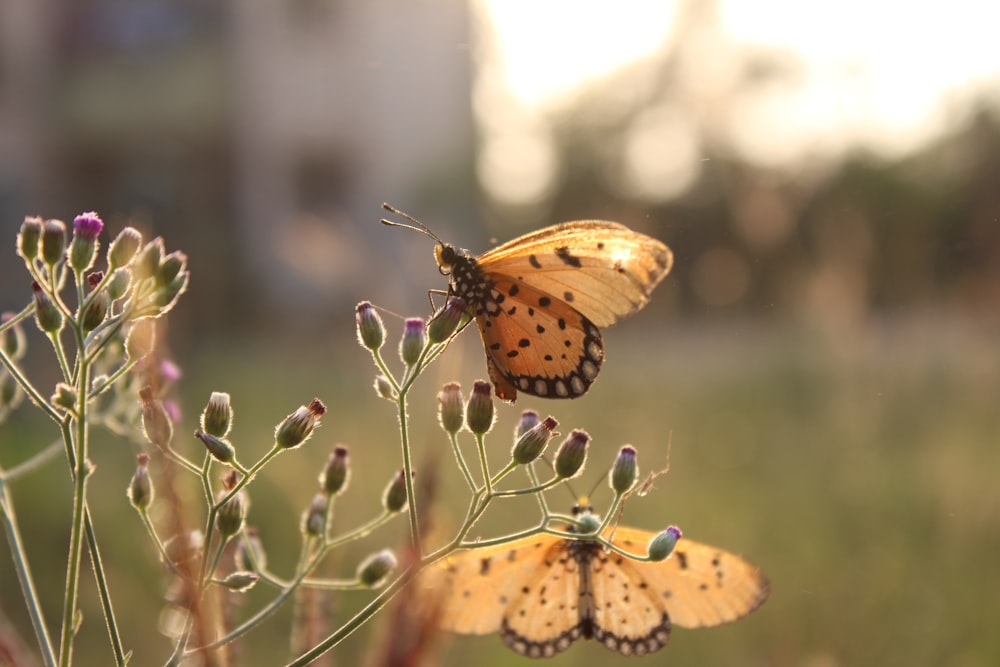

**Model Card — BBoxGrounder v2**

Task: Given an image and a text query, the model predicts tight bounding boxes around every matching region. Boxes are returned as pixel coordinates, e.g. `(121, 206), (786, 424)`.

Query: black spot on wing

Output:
(556, 246), (582, 267)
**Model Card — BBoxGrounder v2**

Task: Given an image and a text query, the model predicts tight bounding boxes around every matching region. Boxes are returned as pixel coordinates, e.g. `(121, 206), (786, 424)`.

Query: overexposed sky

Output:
(479, 0), (1000, 160)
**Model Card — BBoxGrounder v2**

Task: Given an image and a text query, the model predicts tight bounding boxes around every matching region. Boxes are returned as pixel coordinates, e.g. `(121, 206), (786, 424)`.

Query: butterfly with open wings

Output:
(383, 205), (672, 401)
(417, 501), (769, 658)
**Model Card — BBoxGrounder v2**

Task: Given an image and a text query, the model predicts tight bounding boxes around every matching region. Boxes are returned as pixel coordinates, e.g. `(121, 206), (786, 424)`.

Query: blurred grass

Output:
(1, 312), (997, 666)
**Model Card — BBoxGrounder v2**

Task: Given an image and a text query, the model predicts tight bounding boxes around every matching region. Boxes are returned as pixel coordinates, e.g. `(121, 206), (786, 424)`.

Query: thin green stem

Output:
(58, 364), (91, 667)
(474, 432), (492, 494)
(526, 464), (551, 516)
(447, 432), (476, 491)
(0, 477), (58, 667)
(395, 384), (421, 554)
(0, 345), (64, 423)
(83, 513), (127, 666)
(48, 331), (72, 381)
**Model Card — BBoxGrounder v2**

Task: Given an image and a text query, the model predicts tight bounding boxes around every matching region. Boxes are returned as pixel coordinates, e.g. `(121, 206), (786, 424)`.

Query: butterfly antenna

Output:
(381, 203), (445, 245)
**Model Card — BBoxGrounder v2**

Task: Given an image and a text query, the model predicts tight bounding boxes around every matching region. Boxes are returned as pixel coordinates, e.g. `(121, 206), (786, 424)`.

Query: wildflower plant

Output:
(0, 213), (683, 667)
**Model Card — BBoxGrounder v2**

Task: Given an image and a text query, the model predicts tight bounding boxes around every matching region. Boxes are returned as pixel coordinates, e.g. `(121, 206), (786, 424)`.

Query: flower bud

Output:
(41, 219), (67, 266)
(156, 251), (187, 288)
(1, 371), (23, 411)
(153, 273), (188, 311)
(236, 527), (266, 572)
(200, 391), (233, 438)
(81, 274), (109, 332)
(219, 571), (259, 593)
(134, 238), (164, 281)
(106, 268), (131, 301)
(274, 398), (326, 449)
(610, 445), (638, 494)
(1, 312), (27, 360)
(17, 216), (43, 261)
(399, 317), (426, 366)
(382, 468), (409, 513)
(217, 489), (248, 538)
(426, 297), (467, 344)
(373, 374), (395, 400)
(512, 415), (557, 464)
(515, 410), (540, 439)
(127, 453), (154, 510)
(32, 282), (63, 333)
(436, 382), (464, 435)
(466, 380), (494, 435)
(126, 319), (156, 360)
(321, 445), (350, 495)
(195, 429), (236, 464)
(554, 430), (590, 479)
(302, 493), (327, 537)
(108, 227), (143, 269)
(51, 382), (78, 412)
(140, 386), (174, 449)
(357, 549), (397, 587)
(355, 301), (385, 351)
(69, 211), (104, 274)
(647, 526), (682, 562)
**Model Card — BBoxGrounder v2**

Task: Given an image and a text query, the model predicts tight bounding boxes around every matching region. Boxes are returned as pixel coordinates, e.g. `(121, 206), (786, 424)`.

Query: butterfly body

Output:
(434, 221), (672, 401)
(419, 509), (769, 658)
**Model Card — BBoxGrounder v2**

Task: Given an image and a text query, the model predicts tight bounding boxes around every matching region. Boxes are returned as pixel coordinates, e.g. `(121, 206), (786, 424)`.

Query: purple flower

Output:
(73, 212), (104, 240)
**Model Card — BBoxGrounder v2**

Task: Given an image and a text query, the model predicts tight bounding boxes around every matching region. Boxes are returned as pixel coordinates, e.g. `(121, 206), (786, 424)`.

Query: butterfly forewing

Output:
(478, 276), (604, 400)
(476, 221), (673, 328)
(601, 527), (771, 630)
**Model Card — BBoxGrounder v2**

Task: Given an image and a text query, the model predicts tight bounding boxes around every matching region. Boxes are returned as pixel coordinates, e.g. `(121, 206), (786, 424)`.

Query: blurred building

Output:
(0, 0), (475, 324)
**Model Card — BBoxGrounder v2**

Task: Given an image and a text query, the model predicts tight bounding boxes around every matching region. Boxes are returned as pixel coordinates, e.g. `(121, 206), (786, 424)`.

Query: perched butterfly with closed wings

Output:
(382, 204), (672, 401)
(417, 501), (769, 658)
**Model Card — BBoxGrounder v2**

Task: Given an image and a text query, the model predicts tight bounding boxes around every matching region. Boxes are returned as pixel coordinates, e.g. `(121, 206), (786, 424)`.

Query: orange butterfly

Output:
(417, 502), (769, 657)
(382, 205), (672, 401)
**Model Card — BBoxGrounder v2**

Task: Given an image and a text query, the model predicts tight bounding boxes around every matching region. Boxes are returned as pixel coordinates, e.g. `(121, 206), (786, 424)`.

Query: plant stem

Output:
(0, 476), (58, 667)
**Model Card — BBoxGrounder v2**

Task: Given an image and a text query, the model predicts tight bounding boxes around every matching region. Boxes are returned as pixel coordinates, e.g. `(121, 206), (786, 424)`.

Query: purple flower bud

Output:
(554, 429), (590, 479)
(466, 380), (494, 435)
(426, 297), (467, 344)
(73, 212), (104, 240)
(108, 227), (143, 269)
(355, 301), (385, 351)
(32, 282), (63, 333)
(610, 445), (638, 494)
(516, 411), (540, 440)
(357, 549), (397, 587)
(275, 398), (326, 449)
(217, 488), (248, 538)
(139, 386), (173, 449)
(321, 445), (350, 495)
(399, 317), (426, 366)
(127, 453), (154, 510)
(437, 382), (464, 435)
(647, 526), (682, 561)
(302, 492), (327, 537)
(17, 216), (43, 261)
(1, 312), (27, 360)
(41, 219), (67, 266)
(382, 468), (410, 513)
(200, 391), (233, 438)
(195, 429), (236, 464)
(69, 212), (103, 274)
(512, 416), (557, 464)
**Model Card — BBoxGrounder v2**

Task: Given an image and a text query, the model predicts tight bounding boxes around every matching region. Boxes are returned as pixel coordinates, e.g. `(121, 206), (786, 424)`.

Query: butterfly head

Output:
(570, 497), (601, 535)
(434, 243), (464, 276)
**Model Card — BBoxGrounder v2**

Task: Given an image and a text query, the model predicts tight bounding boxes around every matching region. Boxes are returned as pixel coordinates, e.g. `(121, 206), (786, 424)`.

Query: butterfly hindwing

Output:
(417, 535), (571, 637)
(476, 276), (603, 400)
(476, 221), (673, 328)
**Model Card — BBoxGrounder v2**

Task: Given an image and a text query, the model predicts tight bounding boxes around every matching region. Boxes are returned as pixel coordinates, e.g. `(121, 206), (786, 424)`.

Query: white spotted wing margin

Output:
(416, 525), (769, 658)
